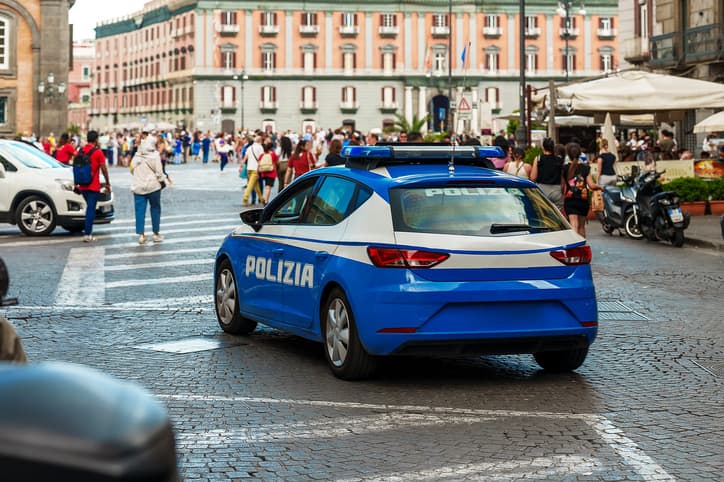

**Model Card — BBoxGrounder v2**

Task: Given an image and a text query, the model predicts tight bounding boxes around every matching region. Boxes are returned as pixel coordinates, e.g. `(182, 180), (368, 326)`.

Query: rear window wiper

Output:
(489, 224), (554, 234)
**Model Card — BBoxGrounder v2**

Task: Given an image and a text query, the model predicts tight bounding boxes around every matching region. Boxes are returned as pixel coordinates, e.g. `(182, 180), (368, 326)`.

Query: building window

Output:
(484, 15), (502, 36)
(381, 86), (396, 108)
(341, 13), (357, 28)
(525, 46), (538, 74)
(221, 11), (237, 25)
(432, 14), (448, 28)
(221, 51), (236, 70)
(0, 17), (8, 70)
(220, 85), (236, 108)
(433, 49), (447, 74)
(301, 12), (317, 27)
(484, 87), (500, 109)
(261, 12), (277, 26)
(485, 48), (499, 73)
(381, 51), (396, 73)
(599, 47), (615, 72)
(341, 86), (356, 107)
(303, 51), (317, 72)
(262, 51), (276, 72)
(301, 85), (316, 108)
(0, 96), (6, 124)
(261, 85), (276, 107)
(525, 16), (539, 37)
(380, 13), (396, 28)
(342, 51), (356, 73)
(82, 65), (91, 81)
(598, 17), (615, 37)
(562, 50), (577, 72)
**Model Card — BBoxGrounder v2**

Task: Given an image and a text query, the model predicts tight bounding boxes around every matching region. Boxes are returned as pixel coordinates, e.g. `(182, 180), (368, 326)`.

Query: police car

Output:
(214, 145), (597, 380)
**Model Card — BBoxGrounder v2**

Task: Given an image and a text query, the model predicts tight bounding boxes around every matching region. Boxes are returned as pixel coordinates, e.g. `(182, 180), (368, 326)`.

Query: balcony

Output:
(431, 26), (450, 37)
(685, 23), (723, 63)
(378, 25), (399, 37)
(483, 26), (502, 37)
(339, 25), (359, 36)
(379, 102), (398, 113)
(216, 23), (240, 36)
(259, 100), (278, 113)
(597, 28), (616, 39)
(649, 32), (680, 67)
(560, 27), (579, 38)
(339, 101), (359, 113)
(623, 37), (650, 64)
(299, 24), (319, 36)
(299, 101), (318, 113)
(524, 27), (540, 38)
(259, 24), (279, 36)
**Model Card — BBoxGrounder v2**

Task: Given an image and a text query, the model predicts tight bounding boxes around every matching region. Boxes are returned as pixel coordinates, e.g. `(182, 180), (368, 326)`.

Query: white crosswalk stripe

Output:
(105, 273), (213, 289)
(105, 246), (218, 260)
(105, 258), (213, 271)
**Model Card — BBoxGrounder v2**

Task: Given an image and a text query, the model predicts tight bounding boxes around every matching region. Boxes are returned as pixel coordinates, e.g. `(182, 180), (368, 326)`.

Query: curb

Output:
(685, 236), (724, 252)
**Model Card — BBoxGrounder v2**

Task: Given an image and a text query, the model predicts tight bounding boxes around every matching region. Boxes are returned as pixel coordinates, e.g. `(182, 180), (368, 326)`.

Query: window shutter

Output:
(495, 88), (500, 102)
(392, 53), (396, 69)
(313, 87), (316, 102)
(484, 89), (488, 102)
(354, 14), (358, 25)
(273, 12), (278, 25)
(353, 53), (357, 69)
(560, 17), (565, 28)
(572, 54), (577, 71)
(233, 12), (237, 24)
(232, 86), (236, 103)
(572, 17), (577, 28)
(353, 87), (356, 102)
(392, 87), (396, 102)
(394, 14), (397, 26)
(598, 17), (603, 29)
(380, 87), (384, 103)
(535, 16), (538, 27)
(220, 87), (225, 103)
(610, 17), (614, 28)
(313, 52), (317, 69)
(232, 52), (237, 68)
(535, 54), (539, 70)
(340, 13), (344, 24)
(272, 87), (276, 102)
(379, 13), (384, 24)
(342, 87), (346, 103)
(313, 13), (317, 24)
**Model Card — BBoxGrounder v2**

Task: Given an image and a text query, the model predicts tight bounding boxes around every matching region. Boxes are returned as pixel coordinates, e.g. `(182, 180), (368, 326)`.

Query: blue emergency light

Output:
(341, 145), (504, 170)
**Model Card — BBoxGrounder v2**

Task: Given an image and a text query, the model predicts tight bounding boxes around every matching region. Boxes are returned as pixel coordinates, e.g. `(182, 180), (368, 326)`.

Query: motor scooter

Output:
(634, 170), (690, 247)
(596, 173), (643, 239)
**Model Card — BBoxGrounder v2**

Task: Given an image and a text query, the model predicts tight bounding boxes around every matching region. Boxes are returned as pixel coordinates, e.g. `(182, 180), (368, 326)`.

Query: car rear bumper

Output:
(391, 334), (590, 356)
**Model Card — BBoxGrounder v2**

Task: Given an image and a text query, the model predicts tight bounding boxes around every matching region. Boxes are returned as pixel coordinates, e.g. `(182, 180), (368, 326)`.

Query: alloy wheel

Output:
(326, 298), (350, 367)
(20, 199), (53, 234)
(216, 268), (236, 325)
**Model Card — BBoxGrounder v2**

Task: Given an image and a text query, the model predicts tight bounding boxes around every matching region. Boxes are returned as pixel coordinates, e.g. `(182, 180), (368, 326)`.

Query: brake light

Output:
(549, 245), (592, 265)
(367, 247), (449, 268)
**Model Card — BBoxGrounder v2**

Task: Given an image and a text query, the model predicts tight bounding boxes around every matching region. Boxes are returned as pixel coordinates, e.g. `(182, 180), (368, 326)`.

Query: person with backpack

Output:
(258, 142), (278, 205)
(131, 135), (167, 245)
(74, 131), (111, 243)
(562, 142), (601, 238)
(241, 135), (264, 207)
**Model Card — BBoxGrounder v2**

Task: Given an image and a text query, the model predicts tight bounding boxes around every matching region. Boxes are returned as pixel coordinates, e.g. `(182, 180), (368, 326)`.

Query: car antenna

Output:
(448, 134), (456, 177)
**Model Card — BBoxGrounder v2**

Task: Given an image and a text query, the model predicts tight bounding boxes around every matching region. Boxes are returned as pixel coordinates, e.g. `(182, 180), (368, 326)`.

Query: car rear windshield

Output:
(389, 185), (569, 236)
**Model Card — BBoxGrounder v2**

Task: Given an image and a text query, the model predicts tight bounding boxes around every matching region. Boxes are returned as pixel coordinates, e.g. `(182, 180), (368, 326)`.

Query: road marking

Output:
(100, 217), (240, 232)
(111, 295), (213, 308)
(105, 246), (218, 259)
(336, 455), (599, 481)
(110, 211), (242, 225)
(54, 247), (105, 306)
(105, 273), (213, 289)
(3, 305), (210, 312)
(105, 258), (214, 271)
(158, 394), (673, 481)
(105, 234), (230, 249)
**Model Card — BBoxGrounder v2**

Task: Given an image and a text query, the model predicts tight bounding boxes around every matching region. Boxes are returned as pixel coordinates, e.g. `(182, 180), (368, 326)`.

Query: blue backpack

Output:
(73, 147), (97, 186)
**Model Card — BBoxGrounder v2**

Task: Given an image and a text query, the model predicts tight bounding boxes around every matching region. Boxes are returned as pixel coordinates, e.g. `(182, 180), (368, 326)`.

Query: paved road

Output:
(2, 163), (722, 481)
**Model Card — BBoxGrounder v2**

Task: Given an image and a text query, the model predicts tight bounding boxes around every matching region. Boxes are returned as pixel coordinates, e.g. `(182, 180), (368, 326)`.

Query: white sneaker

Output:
(138, 234), (148, 245)
(152, 233), (163, 243)
(83, 235), (96, 243)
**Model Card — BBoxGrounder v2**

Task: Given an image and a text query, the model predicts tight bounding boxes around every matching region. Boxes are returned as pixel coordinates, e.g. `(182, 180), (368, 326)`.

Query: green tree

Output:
(391, 112), (431, 134)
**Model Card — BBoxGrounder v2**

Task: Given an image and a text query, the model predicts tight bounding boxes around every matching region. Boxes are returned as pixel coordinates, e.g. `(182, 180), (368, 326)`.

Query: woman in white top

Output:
(131, 135), (168, 245)
(503, 147), (532, 179)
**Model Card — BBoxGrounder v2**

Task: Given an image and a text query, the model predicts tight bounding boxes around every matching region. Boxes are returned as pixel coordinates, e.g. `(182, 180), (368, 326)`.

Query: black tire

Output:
(623, 213), (643, 240)
(322, 288), (377, 380)
(534, 346), (589, 372)
(61, 224), (84, 233)
(16, 196), (57, 236)
(214, 259), (257, 335)
(671, 228), (684, 247)
(601, 223), (615, 235)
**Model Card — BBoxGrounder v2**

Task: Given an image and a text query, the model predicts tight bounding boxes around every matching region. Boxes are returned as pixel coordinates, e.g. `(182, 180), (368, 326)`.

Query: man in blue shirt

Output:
(201, 133), (212, 164)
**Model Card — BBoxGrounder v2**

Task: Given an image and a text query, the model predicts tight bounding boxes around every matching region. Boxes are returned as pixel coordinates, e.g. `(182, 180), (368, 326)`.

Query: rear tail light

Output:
(549, 245), (592, 265)
(367, 247), (449, 268)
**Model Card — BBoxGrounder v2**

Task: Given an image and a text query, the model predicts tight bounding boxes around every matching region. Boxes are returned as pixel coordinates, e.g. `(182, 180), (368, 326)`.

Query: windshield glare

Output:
(3, 142), (66, 169)
(390, 186), (569, 236)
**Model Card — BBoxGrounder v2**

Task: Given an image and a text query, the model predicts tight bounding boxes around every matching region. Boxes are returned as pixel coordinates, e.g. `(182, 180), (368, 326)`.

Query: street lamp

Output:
(558, 2), (586, 83)
(37, 72), (66, 104)
(515, 0), (527, 148)
(233, 71), (248, 133)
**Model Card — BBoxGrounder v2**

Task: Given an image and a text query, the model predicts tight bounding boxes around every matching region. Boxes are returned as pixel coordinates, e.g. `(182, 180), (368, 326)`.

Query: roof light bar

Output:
(341, 145), (505, 171)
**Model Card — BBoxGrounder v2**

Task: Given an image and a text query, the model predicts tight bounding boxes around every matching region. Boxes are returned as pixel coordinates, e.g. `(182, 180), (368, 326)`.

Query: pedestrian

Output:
(530, 137), (564, 211)
(563, 142), (601, 238)
(504, 147), (531, 179)
(595, 139), (618, 187)
(218, 139), (231, 172)
(323, 139), (345, 167)
(131, 134), (167, 245)
(173, 136), (183, 165)
(491, 135), (509, 170)
(192, 132), (201, 162)
(75, 130), (111, 243)
(285, 138), (316, 186)
(242, 135), (264, 206)
(54, 133), (76, 164)
(258, 142), (278, 204)
(277, 135), (292, 191)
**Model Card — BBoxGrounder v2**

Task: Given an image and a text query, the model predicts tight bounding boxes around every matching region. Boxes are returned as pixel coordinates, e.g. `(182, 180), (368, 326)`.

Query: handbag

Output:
(239, 164), (248, 179)
(591, 190), (604, 212)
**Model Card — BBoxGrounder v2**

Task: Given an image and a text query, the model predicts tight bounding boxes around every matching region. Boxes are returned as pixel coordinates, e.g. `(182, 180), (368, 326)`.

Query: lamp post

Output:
(515, 0), (527, 148)
(558, 2), (586, 83)
(233, 71), (248, 133)
(37, 72), (66, 104)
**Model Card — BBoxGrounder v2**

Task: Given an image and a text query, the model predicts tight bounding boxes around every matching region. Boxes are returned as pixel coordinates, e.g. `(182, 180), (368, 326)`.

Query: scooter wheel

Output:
(672, 229), (684, 247)
(601, 223), (615, 235)
(624, 213), (644, 240)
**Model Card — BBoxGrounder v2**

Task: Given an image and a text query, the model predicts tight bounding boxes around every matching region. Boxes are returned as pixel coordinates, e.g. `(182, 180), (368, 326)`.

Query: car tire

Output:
(214, 259), (257, 335)
(322, 287), (377, 380)
(17, 196), (57, 236)
(623, 213), (643, 240)
(534, 346), (589, 372)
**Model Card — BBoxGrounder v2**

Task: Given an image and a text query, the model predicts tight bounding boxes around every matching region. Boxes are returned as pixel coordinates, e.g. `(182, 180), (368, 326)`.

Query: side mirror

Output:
(240, 208), (264, 232)
(0, 363), (179, 481)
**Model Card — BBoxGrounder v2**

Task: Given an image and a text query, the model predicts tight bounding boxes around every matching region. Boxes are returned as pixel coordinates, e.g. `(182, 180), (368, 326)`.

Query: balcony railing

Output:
(259, 24), (279, 35)
(649, 32), (680, 67)
(340, 101), (359, 110)
(339, 25), (359, 36)
(259, 100), (278, 109)
(597, 28), (616, 38)
(431, 26), (450, 37)
(217, 24), (240, 35)
(379, 25), (399, 36)
(524, 27), (540, 37)
(299, 24), (319, 35)
(623, 37), (650, 64)
(685, 23), (723, 62)
(560, 27), (579, 38)
(299, 101), (318, 110)
(483, 26), (502, 37)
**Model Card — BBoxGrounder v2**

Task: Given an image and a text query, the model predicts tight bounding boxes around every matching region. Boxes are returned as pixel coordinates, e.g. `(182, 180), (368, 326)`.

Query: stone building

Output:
(0, 0), (73, 138)
(92, 0), (619, 134)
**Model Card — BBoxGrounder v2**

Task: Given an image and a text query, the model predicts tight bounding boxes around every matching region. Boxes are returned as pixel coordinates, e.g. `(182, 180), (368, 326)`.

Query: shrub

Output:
(706, 177), (724, 201)
(524, 146), (542, 165)
(662, 177), (710, 202)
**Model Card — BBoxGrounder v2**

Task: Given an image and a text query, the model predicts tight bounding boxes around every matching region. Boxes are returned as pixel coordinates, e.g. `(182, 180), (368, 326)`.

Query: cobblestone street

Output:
(2, 164), (722, 481)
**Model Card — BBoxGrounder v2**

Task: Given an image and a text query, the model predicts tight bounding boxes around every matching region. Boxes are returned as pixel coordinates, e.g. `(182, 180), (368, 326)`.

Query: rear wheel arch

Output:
(319, 281), (344, 336)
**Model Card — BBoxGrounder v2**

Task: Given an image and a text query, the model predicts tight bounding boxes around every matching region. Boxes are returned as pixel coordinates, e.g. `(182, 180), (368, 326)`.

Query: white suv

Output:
(0, 140), (114, 236)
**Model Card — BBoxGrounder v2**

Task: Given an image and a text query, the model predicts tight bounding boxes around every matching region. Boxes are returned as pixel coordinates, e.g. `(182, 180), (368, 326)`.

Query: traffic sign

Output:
(457, 97), (472, 112)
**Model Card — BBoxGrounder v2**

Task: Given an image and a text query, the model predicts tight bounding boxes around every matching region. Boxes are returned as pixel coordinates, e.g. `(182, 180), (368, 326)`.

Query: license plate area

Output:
(668, 208), (683, 223)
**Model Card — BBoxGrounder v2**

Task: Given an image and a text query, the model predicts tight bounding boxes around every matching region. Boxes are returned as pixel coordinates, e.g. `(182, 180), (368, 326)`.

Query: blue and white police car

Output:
(214, 145), (597, 380)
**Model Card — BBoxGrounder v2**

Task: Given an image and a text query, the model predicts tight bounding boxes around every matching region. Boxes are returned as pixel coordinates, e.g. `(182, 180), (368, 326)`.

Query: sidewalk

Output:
(685, 215), (724, 252)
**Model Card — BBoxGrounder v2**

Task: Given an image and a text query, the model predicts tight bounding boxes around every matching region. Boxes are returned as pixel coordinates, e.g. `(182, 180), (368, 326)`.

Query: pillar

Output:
(418, 86), (428, 127)
(404, 86), (413, 124)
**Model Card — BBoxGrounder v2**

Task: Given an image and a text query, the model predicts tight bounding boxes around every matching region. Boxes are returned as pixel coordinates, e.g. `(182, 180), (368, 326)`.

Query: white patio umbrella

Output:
(693, 111), (724, 134)
(602, 112), (618, 161)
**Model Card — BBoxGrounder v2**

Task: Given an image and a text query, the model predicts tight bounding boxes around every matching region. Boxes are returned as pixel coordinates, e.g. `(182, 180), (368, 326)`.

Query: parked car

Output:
(213, 145), (598, 380)
(0, 139), (114, 236)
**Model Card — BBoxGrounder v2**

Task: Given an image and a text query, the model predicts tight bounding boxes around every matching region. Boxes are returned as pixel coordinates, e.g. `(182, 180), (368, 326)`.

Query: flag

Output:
(461, 41), (472, 70)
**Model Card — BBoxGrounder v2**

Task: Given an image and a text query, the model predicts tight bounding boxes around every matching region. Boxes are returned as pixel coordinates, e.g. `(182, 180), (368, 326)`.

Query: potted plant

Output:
(707, 178), (724, 215)
(662, 177), (710, 215)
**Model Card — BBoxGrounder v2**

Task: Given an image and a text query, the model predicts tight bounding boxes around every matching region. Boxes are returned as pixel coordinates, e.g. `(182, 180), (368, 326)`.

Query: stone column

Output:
(365, 13), (373, 69)
(285, 11), (293, 70)
(39, 0), (71, 136)
(404, 86), (413, 124)
(418, 86), (428, 125)
(471, 88), (479, 135)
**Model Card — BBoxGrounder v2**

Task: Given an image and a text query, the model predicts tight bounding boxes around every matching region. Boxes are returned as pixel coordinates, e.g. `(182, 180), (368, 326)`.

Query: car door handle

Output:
(272, 248), (285, 256)
(315, 251), (329, 260)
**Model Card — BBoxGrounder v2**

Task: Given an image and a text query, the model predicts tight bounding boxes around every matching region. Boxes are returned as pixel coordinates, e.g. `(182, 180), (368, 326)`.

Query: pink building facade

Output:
(67, 40), (94, 131)
(91, 0), (619, 134)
